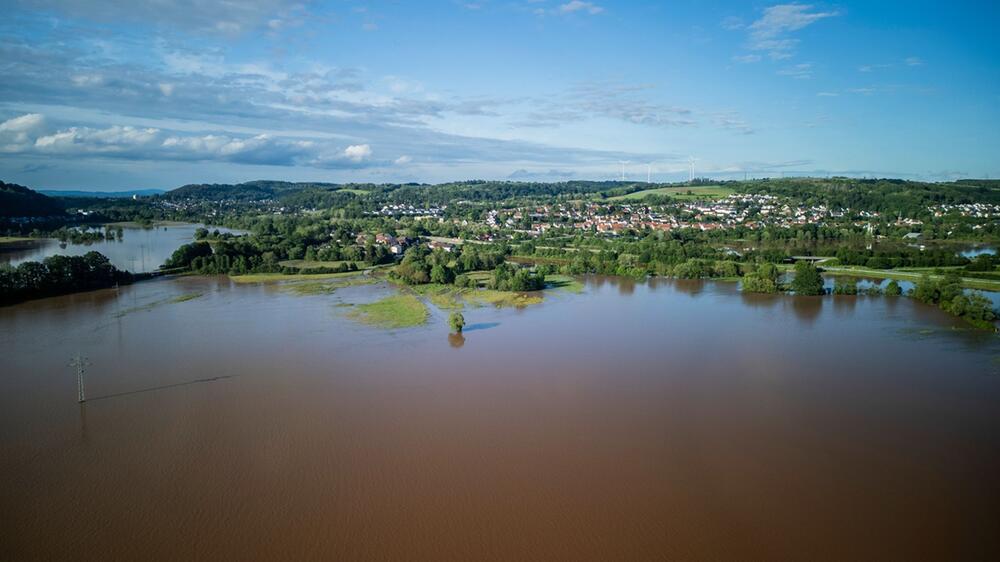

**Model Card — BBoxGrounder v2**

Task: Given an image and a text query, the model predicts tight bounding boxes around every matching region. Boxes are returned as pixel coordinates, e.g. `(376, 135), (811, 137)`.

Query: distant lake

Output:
(2, 275), (999, 560)
(0, 223), (243, 273)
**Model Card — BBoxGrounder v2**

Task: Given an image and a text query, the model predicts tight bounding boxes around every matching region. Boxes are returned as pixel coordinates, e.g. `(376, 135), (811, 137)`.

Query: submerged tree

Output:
(791, 261), (825, 295)
(884, 280), (902, 296)
(740, 263), (780, 294)
(449, 312), (465, 333)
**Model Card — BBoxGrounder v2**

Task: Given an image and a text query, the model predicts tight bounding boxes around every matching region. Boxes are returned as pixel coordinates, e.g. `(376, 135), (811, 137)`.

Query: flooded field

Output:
(0, 223), (242, 273)
(2, 275), (999, 560)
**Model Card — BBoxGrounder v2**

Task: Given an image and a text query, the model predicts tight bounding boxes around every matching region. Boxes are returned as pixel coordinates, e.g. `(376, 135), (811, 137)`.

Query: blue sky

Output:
(1, 0), (997, 190)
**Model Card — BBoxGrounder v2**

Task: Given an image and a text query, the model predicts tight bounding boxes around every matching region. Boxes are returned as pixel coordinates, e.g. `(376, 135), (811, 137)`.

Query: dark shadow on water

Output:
(790, 296), (823, 326)
(832, 295), (858, 314)
(87, 375), (237, 402)
(617, 278), (636, 296)
(672, 279), (705, 297)
(447, 333), (465, 348)
(740, 292), (782, 309)
(463, 322), (500, 332)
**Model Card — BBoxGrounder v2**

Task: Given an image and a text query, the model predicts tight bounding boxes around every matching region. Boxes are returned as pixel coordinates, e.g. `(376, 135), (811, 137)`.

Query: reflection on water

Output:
(0, 223), (243, 273)
(2, 275), (1000, 560)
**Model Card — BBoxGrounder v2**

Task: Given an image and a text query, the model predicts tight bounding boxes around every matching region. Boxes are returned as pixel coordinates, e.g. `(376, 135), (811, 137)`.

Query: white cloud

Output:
(743, 4), (838, 60)
(343, 144), (372, 162)
(0, 114), (382, 169)
(158, 83), (175, 97)
(558, 1), (604, 15)
(777, 63), (813, 79)
(816, 91), (839, 97)
(0, 113), (45, 133)
(905, 56), (923, 67)
(394, 155), (412, 165)
(21, 0), (310, 35)
(732, 54), (762, 64)
(0, 113), (47, 151)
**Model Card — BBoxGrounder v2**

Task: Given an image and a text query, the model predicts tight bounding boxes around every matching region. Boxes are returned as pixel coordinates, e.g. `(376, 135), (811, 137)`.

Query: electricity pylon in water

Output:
(70, 355), (90, 403)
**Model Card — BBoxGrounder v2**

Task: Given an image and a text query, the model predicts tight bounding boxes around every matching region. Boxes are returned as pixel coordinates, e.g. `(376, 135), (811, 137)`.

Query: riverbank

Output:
(823, 266), (1000, 291)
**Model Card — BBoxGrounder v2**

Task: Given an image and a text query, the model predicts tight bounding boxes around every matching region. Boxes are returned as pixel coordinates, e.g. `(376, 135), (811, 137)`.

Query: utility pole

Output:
(70, 354), (90, 403)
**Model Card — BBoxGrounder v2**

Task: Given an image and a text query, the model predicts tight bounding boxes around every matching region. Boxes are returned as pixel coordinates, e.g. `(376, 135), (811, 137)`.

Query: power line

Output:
(69, 354), (90, 403)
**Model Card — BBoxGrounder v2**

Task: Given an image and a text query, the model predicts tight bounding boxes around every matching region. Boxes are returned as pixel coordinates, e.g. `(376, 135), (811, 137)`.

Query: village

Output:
(468, 193), (886, 236)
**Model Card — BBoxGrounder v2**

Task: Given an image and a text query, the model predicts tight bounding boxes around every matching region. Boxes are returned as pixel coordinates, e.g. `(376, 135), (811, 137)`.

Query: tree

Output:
(833, 279), (858, 295)
(791, 261), (825, 295)
(911, 274), (939, 304)
(884, 280), (902, 296)
(942, 292), (997, 330)
(449, 312), (465, 333)
(741, 263), (779, 294)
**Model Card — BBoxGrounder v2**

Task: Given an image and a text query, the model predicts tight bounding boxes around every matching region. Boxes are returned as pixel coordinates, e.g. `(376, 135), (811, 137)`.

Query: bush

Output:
(833, 279), (858, 295)
(449, 312), (466, 333)
(884, 280), (902, 296)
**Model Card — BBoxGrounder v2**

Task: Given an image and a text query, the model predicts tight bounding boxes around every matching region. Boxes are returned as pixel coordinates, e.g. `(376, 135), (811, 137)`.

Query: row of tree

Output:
(0, 252), (132, 305)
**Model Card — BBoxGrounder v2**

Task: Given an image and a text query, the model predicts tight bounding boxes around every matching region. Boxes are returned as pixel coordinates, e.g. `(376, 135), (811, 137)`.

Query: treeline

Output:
(833, 246), (969, 269)
(0, 252), (132, 305)
(393, 244), (505, 285)
(740, 261), (826, 296)
(743, 177), (1000, 218)
(0, 181), (65, 218)
(912, 272), (997, 330)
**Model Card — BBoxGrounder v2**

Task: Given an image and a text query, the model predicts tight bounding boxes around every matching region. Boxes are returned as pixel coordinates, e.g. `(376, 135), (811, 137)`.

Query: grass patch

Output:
(607, 185), (735, 201)
(114, 292), (202, 317)
(0, 236), (35, 244)
(280, 277), (376, 295)
(545, 274), (584, 293)
(411, 284), (465, 310)
(278, 259), (363, 270)
(230, 271), (368, 283)
(348, 294), (428, 329)
(464, 289), (543, 308)
(338, 188), (370, 195)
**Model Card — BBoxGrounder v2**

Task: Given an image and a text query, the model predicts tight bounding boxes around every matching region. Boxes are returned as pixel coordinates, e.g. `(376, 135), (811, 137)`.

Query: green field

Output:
(348, 294), (428, 328)
(229, 271), (369, 283)
(408, 282), (546, 309)
(607, 185), (736, 201)
(545, 274), (584, 293)
(278, 259), (362, 270)
(279, 277), (377, 295)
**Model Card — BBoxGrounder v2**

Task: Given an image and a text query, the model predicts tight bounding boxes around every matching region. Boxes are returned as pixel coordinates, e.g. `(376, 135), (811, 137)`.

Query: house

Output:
(427, 240), (455, 252)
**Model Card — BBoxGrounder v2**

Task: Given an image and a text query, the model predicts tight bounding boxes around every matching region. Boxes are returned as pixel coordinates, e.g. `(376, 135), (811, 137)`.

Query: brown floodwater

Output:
(2, 275), (999, 561)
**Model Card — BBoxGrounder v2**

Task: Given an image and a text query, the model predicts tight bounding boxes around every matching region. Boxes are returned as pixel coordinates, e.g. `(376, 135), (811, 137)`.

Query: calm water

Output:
(0, 223), (242, 273)
(2, 274), (999, 561)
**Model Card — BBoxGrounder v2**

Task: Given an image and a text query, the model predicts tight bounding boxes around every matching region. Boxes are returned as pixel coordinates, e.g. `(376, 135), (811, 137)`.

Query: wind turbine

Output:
(618, 160), (630, 181)
(687, 156), (696, 183)
(646, 163), (653, 184)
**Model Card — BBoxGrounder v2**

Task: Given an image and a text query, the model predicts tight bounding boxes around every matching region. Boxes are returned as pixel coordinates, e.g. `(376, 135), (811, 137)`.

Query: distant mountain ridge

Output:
(165, 180), (343, 201)
(42, 189), (165, 199)
(0, 181), (65, 217)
